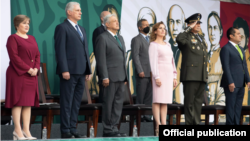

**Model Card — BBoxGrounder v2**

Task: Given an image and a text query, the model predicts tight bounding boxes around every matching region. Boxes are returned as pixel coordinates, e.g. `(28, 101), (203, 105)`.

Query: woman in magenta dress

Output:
(148, 21), (177, 136)
(5, 15), (40, 140)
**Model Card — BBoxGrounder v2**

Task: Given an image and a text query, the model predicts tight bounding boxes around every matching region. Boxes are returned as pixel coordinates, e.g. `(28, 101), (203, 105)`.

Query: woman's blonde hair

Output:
(150, 21), (167, 42)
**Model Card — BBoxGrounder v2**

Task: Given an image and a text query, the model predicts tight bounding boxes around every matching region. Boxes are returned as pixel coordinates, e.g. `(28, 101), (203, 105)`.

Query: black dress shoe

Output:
(61, 132), (74, 138)
(71, 132), (87, 138)
(103, 132), (121, 137)
(144, 116), (153, 122)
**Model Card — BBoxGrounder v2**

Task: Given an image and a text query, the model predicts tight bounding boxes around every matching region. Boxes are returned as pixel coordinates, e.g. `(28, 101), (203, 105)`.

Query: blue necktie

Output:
(75, 25), (84, 42)
(145, 36), (149, 43)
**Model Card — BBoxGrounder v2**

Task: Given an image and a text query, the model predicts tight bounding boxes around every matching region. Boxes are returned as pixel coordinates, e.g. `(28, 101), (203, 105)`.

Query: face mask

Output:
(143, 26), (150, 34)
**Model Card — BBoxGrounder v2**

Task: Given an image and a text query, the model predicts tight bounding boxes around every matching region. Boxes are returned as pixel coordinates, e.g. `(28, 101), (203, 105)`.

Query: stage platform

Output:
(2, 137), (158, 141)
(2, 122), (249, 140)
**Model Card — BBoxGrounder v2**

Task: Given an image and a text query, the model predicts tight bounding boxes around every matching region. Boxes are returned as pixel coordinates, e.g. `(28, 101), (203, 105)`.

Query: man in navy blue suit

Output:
(220, 27), (250, 125)
(54, 2), (91, 138)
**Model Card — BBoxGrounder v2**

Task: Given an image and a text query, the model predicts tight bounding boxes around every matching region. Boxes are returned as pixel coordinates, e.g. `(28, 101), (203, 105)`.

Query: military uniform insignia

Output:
(191, 38), (197, 44)
(192, 46), (195, 49)
(204, 40), (208, 47)
(197, 46), (200, 50)
(192, 36), (195, 38)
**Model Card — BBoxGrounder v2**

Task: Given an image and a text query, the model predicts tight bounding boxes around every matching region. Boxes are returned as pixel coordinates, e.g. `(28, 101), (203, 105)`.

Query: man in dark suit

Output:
(220, 27), (250, 125)
(176, 13), (208, 125)
(54, 2), (91, 138)
(92, 11), (110, 103)
(95, 14), (127, 137)
(131, 19), (152, 122)
(92, 11), (111, 54)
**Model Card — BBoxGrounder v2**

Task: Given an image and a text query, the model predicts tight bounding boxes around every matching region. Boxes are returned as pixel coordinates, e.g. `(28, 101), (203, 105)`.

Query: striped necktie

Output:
(75, 25), (84, 42)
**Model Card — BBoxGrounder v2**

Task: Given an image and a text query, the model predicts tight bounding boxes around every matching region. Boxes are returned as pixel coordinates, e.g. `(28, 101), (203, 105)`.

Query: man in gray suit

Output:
(131, 19), (152, 122)
(95, 14), (127, 137)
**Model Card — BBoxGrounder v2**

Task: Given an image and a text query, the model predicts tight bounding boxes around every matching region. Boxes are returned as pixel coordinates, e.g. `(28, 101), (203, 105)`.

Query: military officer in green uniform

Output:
(176, 13), (208, 125)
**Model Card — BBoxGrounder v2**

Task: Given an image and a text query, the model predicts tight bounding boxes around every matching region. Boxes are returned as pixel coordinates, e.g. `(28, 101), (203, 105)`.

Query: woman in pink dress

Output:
(5, 15), (40, 140)
(148, 21), (177, 136)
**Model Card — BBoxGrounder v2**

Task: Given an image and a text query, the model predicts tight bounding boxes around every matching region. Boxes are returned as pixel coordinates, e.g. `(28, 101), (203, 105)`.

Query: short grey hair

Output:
(65, 2), (80, 16)
(103, 14), (116, 26)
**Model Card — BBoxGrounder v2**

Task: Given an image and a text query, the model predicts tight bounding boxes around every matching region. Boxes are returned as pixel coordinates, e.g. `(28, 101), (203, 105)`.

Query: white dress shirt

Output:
(229, 40), (239, 51)
(140, 33), (149, 42)
(67, 19), (83, 35)
(107, 30), (117, 38)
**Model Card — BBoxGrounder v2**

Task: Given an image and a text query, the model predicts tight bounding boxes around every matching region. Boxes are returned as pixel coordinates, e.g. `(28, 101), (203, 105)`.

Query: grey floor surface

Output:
(1, 121), (249, 140)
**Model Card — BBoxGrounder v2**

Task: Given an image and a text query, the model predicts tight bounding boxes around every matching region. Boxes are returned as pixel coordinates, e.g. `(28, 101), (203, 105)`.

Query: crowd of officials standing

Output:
(4, 1), (250, 140)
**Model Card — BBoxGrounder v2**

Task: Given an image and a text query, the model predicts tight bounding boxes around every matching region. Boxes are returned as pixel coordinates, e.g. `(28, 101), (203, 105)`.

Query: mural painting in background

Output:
(9, 0), (250, 124)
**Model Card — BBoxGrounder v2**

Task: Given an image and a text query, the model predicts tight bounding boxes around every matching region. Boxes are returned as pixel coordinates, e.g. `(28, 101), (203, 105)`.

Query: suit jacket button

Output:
(31, 60), (33, 62)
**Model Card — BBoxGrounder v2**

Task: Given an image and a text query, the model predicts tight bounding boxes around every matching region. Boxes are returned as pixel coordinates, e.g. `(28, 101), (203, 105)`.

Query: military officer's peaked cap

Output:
(185, 13), (202, 24)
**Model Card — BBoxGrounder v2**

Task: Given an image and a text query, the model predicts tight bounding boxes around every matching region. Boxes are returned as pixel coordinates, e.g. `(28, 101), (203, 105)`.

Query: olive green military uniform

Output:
(176, 26), (208, 125)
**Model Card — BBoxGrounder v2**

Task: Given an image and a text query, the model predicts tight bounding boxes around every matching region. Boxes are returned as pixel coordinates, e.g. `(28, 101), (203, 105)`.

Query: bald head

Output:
(167, 5), (185, 43)
(100, 11), (111, 23)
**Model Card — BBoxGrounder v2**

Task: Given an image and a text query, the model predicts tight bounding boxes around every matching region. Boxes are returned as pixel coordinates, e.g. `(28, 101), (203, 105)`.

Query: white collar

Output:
(140, 33), (148, 38)
(107, 30), (117, 37)
(229, 40), (238, 47)
(102, 23), (106, 30)
(67, 19), (78, 28)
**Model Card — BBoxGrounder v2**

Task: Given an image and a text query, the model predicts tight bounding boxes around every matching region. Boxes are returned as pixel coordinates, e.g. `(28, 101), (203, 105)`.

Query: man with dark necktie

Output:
(95, 14), (128, 137)
(131, 19), (153, 122)
(54, 2), (91, 138)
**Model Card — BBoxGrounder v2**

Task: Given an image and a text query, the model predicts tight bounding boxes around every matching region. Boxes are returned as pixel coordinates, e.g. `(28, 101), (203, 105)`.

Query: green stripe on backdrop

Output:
(10, 0), (122, 123)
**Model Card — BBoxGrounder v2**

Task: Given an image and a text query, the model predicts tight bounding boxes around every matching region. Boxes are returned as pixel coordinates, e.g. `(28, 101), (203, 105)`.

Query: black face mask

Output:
(143, 26), (150, 34)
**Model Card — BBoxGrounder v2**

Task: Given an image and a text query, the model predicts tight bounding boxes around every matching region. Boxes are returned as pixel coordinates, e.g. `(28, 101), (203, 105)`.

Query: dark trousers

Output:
(60, 74), (85, 133)
(101, 82), (125, 134)
(183, 81), (205, 125)
(98, 83), (103, 103)
(136, 77), (152, 119)
(224, 87), (244, 125)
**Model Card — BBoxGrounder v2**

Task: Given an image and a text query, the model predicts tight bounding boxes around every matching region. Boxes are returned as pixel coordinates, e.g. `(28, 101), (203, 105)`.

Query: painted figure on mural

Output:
(206, 11), (225, 106)
(166, 4), (186, 104)
(233, 17), (250, 106)
(137, 7), (157, 36)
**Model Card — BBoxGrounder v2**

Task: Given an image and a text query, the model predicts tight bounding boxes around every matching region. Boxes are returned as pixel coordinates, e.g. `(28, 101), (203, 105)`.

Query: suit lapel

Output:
(228, 42), (243, 62)
(118, 35), (125, 54)
(65, 20), (84, 44)
(138, 34), (149, 45)
(107, 32), (123, 51)
(200, 36), (208, 48)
